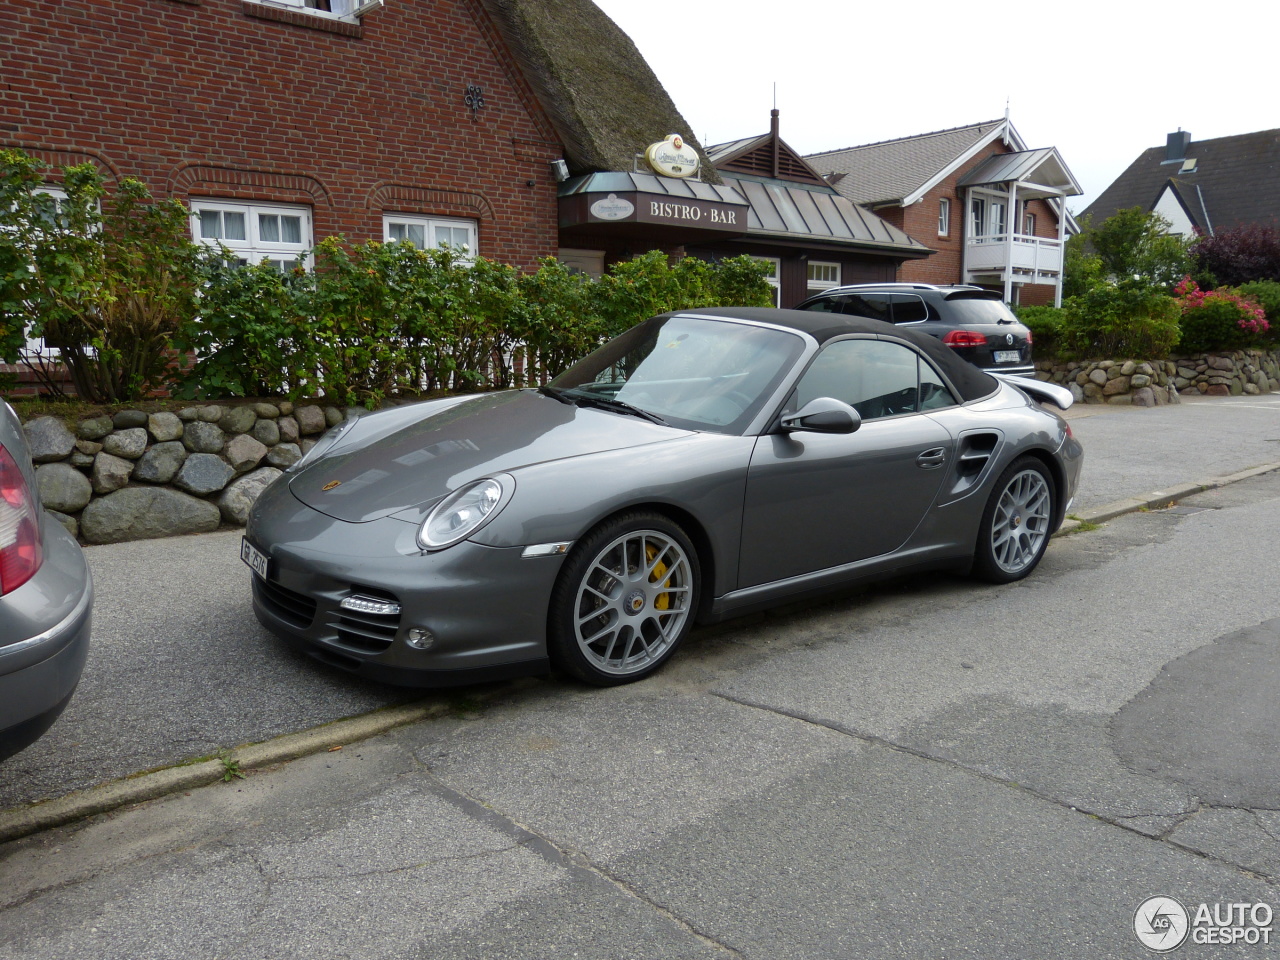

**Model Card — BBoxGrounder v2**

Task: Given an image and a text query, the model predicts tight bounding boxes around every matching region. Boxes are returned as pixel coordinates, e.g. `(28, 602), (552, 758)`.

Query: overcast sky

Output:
(592, 0), (1272, 214)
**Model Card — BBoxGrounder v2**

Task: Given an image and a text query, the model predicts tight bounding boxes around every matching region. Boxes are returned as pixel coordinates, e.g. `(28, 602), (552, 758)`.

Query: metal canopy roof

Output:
(719, 175), (927, 254)
(957, 148), (1083, 198)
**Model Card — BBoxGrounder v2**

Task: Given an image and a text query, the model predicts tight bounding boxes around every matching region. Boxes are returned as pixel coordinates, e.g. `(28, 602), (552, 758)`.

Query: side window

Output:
(918, 357), (957, 411)
(888, 294), (929, 324)
(831, 294), (891, 323)
(791, 339), (923, 420)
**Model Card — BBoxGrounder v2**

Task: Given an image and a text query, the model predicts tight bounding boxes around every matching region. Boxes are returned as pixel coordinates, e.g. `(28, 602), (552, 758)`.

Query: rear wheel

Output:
(548, 513), (698, 686)
(973, 456), (1055, 583)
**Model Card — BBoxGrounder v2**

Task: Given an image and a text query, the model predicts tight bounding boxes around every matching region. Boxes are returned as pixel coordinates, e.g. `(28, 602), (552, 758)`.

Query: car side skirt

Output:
(705, 545), (973, 623)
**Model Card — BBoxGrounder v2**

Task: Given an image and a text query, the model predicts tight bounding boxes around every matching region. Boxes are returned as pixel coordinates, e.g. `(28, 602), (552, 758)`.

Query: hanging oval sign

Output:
(645, 134), (700, 179)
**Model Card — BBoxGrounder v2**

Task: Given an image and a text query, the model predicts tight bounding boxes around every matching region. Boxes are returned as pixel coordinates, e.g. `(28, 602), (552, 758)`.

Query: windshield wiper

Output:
(537, 385), (574, 405)
(568, 394), (668, 425)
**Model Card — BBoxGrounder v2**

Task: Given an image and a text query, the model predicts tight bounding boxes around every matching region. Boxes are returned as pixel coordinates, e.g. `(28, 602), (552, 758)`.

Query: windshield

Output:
(547, 315), (806, 434)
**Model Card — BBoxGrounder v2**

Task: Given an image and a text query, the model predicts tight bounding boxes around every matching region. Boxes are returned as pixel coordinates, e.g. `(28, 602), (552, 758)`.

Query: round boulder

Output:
(36, 462), (93, 513)
(218, 467), (284, 524)
(133, 441), (188, 484)
(112, 410), (149, 429)
(147, 411), (184, 443)
(183, 420), (226, 454)
(174, 453), (235, 496)
(220, 406), (258, 435)
(102, 427), (149, 460)
(23, 417), (77, 463)
(77, 416), (114, 441)
(91, 452), (135, 494)
(81, 487), (221, 544)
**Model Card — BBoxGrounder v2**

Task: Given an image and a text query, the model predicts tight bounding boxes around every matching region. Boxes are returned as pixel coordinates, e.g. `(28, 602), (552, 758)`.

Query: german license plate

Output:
(994, 350), (1021, 364)
(241, 538), (271, 580)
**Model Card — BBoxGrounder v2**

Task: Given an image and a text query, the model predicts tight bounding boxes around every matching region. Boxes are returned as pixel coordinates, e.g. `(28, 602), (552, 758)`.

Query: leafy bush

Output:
(1191, 224), (1280, 286)
(1174, 277), (1269, 352)
(1237, 280), (1280, 343)
(1060, 283), (1181, 359)
(1013, 305), (1067, 359)
(1066, 208), (1191, 297)
(0, 151), (208, 401)
(177, 245), (775, 406)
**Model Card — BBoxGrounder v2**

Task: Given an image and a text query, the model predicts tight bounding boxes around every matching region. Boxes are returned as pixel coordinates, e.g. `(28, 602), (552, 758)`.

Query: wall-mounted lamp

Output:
(549, 159), (570, 182)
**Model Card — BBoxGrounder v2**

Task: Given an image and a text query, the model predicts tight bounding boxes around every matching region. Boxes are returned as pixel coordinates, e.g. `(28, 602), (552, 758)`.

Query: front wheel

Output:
(973, 456), (1056, 584)
(548, 513), (699, 686)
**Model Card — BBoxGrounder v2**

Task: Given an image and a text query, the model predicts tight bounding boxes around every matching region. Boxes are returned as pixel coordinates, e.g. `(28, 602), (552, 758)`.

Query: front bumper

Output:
(0, 518), (93, 760)
(246, 481), (561, 687)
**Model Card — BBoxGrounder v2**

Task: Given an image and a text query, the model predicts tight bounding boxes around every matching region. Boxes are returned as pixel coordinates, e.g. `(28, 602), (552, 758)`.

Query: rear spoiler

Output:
(992, 373), (1073, 411)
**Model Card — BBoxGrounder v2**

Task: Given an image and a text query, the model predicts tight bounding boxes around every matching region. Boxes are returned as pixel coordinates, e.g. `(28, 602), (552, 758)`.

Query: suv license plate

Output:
(994, 350), (1021, 364)
(241, 538), (271, 580)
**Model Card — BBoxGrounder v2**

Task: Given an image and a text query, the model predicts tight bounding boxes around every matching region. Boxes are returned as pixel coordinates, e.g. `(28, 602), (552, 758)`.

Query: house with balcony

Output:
(806, 118), (1081, 306)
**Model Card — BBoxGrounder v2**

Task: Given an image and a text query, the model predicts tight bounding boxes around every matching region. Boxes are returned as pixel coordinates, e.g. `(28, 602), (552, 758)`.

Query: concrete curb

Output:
(0, 699), (461, 845)
(7, 460), (1280, 845)
(1053, 460), (1280, 537)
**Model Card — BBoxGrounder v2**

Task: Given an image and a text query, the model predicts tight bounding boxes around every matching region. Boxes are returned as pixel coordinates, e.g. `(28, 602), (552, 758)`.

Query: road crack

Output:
(418, 768), (745, 957)
(711, 690), (1272, 883)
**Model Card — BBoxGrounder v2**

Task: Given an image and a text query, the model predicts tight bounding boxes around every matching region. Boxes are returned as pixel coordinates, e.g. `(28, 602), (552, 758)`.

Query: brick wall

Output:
(1, 0), (563, 268)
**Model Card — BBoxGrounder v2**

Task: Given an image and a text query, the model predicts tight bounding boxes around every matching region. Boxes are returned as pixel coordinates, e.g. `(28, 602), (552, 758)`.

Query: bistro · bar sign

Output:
(645, 134), (700, 179)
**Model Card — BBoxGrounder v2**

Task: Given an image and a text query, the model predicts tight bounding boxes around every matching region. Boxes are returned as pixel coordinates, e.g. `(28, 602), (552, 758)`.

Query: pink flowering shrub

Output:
(1174, 277), (1269, 352)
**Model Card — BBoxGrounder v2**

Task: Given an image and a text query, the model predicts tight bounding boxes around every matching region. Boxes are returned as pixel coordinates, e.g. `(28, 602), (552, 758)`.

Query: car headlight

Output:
(288, 415), (360, 473)
(419, 478), (510, 550)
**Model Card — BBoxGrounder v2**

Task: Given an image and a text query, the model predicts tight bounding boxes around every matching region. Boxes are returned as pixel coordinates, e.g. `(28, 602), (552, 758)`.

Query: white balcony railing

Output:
(965, 233), (1063, 279)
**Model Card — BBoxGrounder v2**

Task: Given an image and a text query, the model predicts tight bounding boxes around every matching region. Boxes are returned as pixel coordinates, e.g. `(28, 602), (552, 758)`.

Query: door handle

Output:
(916, 447), (946, 469)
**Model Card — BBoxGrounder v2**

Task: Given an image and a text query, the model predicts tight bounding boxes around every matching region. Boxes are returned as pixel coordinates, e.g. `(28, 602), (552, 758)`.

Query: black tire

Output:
(548, 512), (699, 686)
(972, 456), (1056, 584)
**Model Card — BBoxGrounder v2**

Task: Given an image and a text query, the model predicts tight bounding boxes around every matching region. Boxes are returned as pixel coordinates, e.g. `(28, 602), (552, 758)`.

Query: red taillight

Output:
(942, 329), (987, 348)
(1025, 331), (1033, 345)
(0, 444), (43, 595)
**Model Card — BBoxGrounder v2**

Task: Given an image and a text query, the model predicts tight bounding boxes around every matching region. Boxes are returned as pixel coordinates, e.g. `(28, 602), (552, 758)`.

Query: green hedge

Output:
(2, 149), (773, 405)
(177, 246), (773, 407)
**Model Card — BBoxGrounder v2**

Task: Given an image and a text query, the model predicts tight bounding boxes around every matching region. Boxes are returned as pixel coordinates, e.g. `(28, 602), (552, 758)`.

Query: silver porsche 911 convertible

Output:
(245, 307), (1082, 687)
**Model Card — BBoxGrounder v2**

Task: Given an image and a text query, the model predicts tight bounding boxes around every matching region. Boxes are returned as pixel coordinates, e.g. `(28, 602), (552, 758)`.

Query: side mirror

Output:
(779, 397), (862, 434)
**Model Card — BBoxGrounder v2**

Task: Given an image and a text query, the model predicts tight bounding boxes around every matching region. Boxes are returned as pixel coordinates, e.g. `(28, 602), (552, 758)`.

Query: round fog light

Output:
(405, 628), (435, 650)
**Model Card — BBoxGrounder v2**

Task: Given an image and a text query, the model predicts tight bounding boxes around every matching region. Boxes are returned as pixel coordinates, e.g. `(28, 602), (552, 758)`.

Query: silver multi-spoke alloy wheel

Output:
(572, 528), (693, 677)
(989, 467), (1052, 575)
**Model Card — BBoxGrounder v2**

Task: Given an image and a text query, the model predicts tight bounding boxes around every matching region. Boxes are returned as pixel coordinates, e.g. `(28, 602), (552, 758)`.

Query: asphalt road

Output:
(2, 394), (1279, 811)
(2, 394), (1280, 958)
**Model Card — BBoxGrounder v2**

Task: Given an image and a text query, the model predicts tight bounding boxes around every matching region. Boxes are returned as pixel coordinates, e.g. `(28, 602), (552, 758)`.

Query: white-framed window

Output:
(807, 261), (840, 297)
(938, 198), (951, 237)
(1024, 211), (1037, 236)
(246, 0), (363, 21)
(755, 257), (781, 306)
(190, 200), (311, 272)
(383, 214), (477, 262)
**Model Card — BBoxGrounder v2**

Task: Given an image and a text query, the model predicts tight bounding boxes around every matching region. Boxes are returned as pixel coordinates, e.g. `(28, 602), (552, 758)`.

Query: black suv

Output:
(794, 283), (1033, 377)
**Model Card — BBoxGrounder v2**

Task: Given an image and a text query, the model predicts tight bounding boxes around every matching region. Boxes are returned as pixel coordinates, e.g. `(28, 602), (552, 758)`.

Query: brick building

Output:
(807, 119), (1081, 306)
(2, 0), (578, 271)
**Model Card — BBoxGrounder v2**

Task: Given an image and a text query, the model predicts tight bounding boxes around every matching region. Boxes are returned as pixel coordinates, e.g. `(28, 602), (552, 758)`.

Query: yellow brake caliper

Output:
(646, 543), (671, 611)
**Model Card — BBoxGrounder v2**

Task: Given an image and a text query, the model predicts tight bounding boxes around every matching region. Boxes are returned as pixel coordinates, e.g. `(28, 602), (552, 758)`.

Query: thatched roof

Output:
(479, 0), (719, 183)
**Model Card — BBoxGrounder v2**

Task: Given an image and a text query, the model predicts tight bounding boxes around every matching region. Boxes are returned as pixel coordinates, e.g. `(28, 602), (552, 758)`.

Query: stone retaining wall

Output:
(21, 402), (350, 544)
(1034, 349), (1280, 406)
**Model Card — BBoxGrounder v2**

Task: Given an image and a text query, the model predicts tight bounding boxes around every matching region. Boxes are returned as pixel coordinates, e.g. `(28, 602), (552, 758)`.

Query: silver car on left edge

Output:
(245, 307), (1083, 689)
(0, 400), (93, 762)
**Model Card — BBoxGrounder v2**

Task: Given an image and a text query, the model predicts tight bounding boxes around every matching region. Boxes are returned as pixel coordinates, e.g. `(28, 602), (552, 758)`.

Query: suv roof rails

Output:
(826, 282), (984, 293)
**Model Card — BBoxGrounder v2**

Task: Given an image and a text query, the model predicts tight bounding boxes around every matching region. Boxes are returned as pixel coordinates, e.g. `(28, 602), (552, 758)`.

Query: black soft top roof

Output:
(675, 306), (999, 403)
